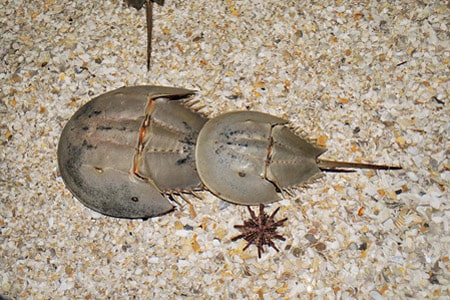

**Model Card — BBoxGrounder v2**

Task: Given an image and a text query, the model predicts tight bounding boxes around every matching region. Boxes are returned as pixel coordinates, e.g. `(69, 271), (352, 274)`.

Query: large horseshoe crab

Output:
(58, 86), (206, 218)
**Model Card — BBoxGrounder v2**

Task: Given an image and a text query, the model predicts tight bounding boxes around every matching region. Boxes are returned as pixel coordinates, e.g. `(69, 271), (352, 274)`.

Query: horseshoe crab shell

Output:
(58, 86), (206, 218)
(195, 111), (400, 205)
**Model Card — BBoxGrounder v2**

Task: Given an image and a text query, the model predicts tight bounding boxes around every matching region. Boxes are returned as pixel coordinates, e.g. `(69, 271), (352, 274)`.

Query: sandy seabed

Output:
(1, 1), (449, 299)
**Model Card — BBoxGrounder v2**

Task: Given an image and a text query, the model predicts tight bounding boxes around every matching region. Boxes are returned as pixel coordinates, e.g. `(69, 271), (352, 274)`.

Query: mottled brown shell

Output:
(195, 111), (326, 204)
(58, 86), (206, 218)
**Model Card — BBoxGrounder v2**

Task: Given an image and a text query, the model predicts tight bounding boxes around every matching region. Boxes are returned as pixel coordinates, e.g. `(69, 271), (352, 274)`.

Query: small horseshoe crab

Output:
(58, 85), (401, 218)
(195, 111), (401, 205)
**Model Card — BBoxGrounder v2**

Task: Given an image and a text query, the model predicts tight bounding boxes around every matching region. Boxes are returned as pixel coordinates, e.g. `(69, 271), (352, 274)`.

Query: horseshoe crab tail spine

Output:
(317, 159), (402, 172)
(146, 0), (153, 71)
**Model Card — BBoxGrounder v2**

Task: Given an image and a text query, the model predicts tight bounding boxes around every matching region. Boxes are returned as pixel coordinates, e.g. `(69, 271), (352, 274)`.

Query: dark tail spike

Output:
(317, 159), (402, 172)
(145, 0), (153, 71)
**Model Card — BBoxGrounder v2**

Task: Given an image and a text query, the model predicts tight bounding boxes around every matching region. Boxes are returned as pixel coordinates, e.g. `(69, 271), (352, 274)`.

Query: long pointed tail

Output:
(317, 159), (402, 172)
(146, 0), (153, 71)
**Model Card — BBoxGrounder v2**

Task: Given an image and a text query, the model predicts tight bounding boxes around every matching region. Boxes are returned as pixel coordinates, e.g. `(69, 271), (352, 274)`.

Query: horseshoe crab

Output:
(195, 111), (401, 205)
(57, 86), (206, 218)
